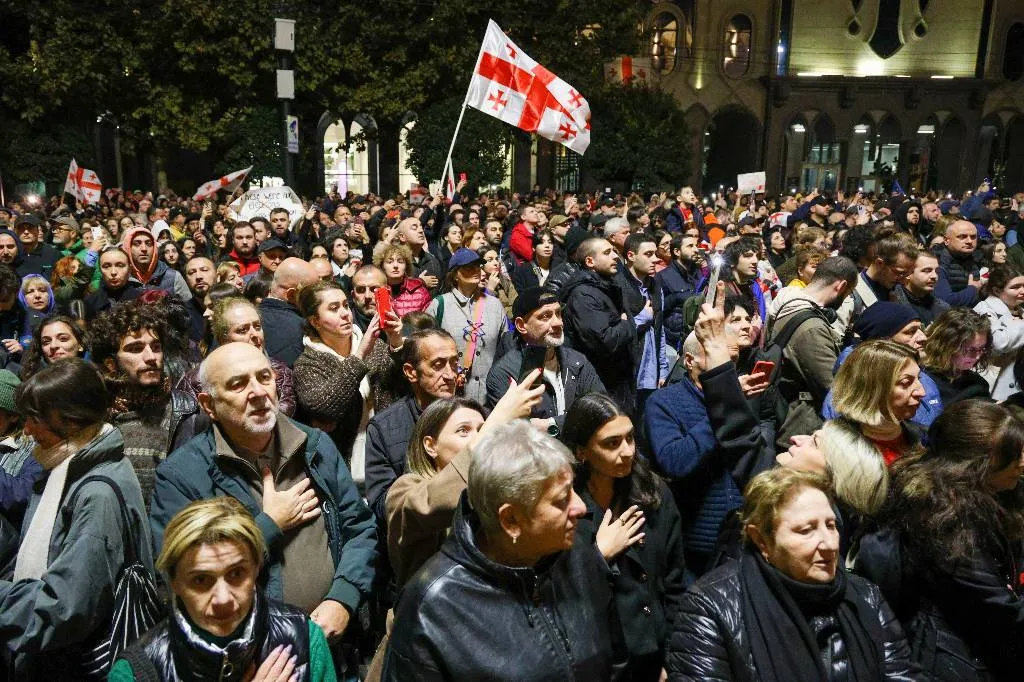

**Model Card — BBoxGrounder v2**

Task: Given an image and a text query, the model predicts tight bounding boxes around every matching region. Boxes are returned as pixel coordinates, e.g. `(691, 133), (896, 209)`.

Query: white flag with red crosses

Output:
(193, 166), (252, 201)
(64, 159), (103, 205)
(466, 20), (591, 155)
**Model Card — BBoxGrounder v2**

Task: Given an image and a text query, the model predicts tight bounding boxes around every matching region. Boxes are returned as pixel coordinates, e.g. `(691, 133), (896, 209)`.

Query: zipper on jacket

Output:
(218, 654), (233, 682)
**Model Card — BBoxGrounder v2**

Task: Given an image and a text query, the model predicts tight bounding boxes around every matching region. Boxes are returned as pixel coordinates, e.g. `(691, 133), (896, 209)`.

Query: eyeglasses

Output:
(959, 344), (987, 356)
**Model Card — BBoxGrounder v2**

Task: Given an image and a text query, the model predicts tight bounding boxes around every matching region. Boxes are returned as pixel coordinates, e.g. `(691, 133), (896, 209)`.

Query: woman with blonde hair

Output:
(666, 467), (916, 681)
(110, 497), (337, 681)
(830, 339), (926, 466)
(373, 243), (431, 317)
(216, 260), (244, 292)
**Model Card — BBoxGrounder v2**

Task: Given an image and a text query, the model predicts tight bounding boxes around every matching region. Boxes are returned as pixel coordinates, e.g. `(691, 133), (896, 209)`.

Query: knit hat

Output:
(512, 286), (559, 320)
(563, 225), (589, 259)
(853, 302), (920, 340)
(0, 370), (19, 414)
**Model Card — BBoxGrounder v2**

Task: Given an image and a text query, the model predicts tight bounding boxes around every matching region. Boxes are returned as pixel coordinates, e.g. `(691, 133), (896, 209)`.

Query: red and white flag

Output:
(605, 56), (652, 85)
(64, 159), (103, 205)
(193, 166), (252, 201)
(443, 158), (456, 201)
(466, 20), (591, 155)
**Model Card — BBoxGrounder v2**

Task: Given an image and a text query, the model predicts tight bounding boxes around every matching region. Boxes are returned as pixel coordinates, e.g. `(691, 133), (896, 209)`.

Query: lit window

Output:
(650, 13), (679, 75)
(724, 15), (752, 78)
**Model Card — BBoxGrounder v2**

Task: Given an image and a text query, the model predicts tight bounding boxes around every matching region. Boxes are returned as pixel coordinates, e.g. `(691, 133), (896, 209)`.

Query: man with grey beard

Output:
(485, 287), (605, 433)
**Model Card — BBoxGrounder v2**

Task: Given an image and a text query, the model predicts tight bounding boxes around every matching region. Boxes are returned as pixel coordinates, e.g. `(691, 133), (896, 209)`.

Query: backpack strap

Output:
(772, 307), (827, 350)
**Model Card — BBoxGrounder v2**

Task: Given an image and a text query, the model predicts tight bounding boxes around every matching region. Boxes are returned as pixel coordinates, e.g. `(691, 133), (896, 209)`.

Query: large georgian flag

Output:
(64, 159), (103, 205)
(466, 20), (591, 155)
(193, 166), (252, 201)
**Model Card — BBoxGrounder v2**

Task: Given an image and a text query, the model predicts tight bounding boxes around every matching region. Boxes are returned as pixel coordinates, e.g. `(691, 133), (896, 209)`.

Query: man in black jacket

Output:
(486, 287), (605, 431)
(657, 232), (703, 349)
(364, 329), (459, 526)
(259, 257), (318, 366)
(11, 214), (59, 279)
(562, 237), (638, 411)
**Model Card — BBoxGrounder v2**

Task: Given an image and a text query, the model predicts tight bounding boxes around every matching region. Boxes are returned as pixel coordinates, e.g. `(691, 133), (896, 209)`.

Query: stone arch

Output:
(702, 105), (761, 191)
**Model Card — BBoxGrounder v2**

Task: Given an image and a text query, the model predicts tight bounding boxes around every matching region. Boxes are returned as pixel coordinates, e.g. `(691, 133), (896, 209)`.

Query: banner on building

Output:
(605, 56), (652, 85)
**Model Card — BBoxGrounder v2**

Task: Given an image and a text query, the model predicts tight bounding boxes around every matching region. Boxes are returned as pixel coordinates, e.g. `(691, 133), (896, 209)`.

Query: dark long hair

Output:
(20, 314), (86, 381)
(561, 393), (662, 512)
(884, 399), (1024, 571)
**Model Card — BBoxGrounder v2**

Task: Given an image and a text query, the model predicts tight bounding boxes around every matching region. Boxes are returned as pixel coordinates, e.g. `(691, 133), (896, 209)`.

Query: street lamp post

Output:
(275, 18), (296, 187)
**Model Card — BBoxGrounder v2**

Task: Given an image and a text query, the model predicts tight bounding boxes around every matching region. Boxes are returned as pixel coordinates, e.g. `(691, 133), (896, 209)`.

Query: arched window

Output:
(723, 15), (752, 78)
(1004, 23), (1024, 81)
(650, 13), (679, 75)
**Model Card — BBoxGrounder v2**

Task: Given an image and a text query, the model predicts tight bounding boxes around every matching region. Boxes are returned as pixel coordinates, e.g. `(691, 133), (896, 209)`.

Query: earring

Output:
(512, 534), (519, 545)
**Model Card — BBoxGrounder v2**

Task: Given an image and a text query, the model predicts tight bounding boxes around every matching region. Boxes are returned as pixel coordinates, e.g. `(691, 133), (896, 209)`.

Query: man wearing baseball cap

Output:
(485, 286), (605, 433)
(11, 214), (59, 279)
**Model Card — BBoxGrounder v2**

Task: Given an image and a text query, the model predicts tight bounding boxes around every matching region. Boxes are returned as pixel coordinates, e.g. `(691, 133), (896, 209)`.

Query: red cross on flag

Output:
(193, 166), (253, 201)
(64, 159), (103, 205)
(466, 20), (591, 155)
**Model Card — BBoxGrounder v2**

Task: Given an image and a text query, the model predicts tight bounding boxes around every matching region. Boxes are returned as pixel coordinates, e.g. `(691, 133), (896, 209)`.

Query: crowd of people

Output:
(0, 179), (1022, 680)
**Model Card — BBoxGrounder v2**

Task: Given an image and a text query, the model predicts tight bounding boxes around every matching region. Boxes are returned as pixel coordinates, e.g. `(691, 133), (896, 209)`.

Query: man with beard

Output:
(350, 264), (387, 332)
(88, 301), (209, 506)
(121, 226), (191, 301)
(269, 207), (299, 249)
(151, 343), (376, 660)
(224, 222), (261, 277)
(768, 256), (858, 448)
(183, 256), (215, 341)
(486, 287), (604, 433)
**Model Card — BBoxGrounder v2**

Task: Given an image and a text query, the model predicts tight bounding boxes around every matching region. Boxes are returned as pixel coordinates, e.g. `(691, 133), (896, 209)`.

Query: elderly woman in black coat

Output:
(666, 467), (919, 681)
(383, 420), (628, 681)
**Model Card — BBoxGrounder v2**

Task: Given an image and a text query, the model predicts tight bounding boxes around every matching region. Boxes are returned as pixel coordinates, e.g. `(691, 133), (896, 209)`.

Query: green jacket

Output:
(107, 619), (337, 682)
(149, 419), (377, 614)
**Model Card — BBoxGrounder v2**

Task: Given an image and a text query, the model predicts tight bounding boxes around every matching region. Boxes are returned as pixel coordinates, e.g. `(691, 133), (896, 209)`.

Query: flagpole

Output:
(439, 86), (472, 197)
(439, 25), (489, 195)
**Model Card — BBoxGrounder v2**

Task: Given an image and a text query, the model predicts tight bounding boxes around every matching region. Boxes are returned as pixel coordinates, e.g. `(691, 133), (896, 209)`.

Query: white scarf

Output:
(14, 423), (111, 581)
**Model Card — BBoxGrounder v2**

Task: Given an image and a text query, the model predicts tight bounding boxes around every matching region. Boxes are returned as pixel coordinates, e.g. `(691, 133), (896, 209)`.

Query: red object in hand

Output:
(375, 287), (393, 321)
(751, 360), (775, 378)
(459, 172), (467, 183)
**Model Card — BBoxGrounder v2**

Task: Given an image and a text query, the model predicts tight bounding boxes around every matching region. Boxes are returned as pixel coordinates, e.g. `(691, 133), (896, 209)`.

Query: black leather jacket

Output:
(382, 495), (629, 681)
(666, 561), (921, 681)
(119, 595), (310, 681)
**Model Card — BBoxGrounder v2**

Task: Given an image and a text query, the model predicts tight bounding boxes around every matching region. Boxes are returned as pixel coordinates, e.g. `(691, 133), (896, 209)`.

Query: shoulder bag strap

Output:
(461, 295), (486, 371)
(64, 474), (137, 565)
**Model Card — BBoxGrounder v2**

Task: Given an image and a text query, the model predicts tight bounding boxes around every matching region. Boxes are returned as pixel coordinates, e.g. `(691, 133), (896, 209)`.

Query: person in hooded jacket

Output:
(893, 200), (928, 247)
(15, 275), (55, 350)
(121, 226), (191, 302)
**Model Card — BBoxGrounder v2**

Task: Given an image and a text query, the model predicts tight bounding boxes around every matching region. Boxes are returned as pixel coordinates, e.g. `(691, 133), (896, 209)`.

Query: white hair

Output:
(682, 331), (702, 358)
(820, 418), (889, 516)
(468, 421), (574, 534)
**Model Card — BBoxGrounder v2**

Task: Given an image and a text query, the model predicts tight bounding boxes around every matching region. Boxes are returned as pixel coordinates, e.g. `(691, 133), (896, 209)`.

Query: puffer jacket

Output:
(382, 495), (629, 681)
(665, 561), (921, 681)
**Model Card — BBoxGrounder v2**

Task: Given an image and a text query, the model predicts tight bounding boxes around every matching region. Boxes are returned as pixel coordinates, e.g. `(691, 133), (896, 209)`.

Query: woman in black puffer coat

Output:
(666, 467), (919, 682)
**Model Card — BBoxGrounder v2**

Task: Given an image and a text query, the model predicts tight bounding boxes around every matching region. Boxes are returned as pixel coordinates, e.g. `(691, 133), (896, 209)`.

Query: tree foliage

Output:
(582, 84), (691, 191)
(0, 0), (678, 191)
(405, 96), (513, 189)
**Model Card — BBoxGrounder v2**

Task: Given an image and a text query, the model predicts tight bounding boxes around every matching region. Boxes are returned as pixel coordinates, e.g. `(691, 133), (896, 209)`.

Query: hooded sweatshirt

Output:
(121, 226), (192, 302)
(17, 275), (56, 347)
